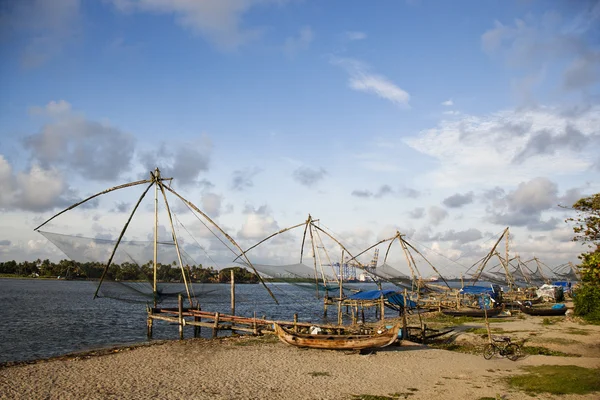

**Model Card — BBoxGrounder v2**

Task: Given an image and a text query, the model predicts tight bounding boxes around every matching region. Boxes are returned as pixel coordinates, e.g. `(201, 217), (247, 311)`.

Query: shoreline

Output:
(1, 315), (599, 399)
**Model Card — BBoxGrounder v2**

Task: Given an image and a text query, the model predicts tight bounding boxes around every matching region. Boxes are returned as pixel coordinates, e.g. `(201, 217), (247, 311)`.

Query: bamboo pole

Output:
(232, 221), (306, 263)
(231, 269), (235, 316)
(293, 313), (298, 333)
(34, 179), (153, 231)
(147, 304), (153, 339)
(308, 219), (321, 299)
(153, 170), (159, 306)
(194, 304), (201, 338)
(94, 181), (154, 299)
(162, 184), (278, 304)
(212, 312), (220, 339)
(471, 227), (509, 284)
(158, 181), (193, 307)
(178, 294), (184, 340)
(402, 289), (408, 340)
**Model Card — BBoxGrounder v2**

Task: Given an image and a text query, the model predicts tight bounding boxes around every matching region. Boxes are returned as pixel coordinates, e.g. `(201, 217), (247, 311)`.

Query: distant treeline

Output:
(0, 259), (259, 284)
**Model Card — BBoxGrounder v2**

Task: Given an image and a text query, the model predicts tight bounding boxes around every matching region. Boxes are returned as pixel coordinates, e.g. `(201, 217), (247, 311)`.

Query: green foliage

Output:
(507, 365), (600, 395)
(579, 250), (600, 285)
(573, 284), (600, 324)
(568, 193), (600, 247)
(0, 259), (259, 283)
(541, 317), (561, 326)
(568, 193), (600, 323)
(217, 267), (258, 283)
(521, 346), (579, 357)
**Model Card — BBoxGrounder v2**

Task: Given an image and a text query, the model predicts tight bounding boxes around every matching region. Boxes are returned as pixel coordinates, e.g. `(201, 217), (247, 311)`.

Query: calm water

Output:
(0, 279), (380, 363)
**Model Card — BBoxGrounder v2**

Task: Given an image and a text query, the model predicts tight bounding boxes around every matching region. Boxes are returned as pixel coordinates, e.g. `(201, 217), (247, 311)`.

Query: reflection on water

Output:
(0, 279), (387, 363)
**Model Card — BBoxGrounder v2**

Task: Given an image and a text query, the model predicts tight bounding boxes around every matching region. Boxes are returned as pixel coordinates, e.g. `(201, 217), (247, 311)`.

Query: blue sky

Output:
(1, 0), (599, 277)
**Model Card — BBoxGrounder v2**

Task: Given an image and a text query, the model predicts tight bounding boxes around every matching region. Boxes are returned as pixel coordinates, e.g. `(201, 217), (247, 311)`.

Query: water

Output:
(0, 279), (381, 363)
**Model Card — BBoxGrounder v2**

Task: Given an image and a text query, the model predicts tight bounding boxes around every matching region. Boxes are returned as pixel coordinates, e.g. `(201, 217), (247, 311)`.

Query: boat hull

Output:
(519, 305), (567, 316)
(273, 323), (401, 350)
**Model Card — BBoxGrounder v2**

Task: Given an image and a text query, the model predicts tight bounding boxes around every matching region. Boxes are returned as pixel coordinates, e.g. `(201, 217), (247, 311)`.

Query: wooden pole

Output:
(147, 304), (153, 339)
(483, 295), (492, 344)
(178, 294), (184, 340)
(253, 311), (258, 335)
(194, 304), (201, 338)
(402, 289), (408, 340)
(153, 169), (159, 307)
(230, 269), (235, 316)
(212, 312), (220, 339)
(293, 313), (298, 333)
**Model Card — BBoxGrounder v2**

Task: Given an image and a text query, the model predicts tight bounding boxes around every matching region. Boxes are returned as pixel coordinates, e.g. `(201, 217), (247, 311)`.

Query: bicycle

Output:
(483, 336), (522, 361)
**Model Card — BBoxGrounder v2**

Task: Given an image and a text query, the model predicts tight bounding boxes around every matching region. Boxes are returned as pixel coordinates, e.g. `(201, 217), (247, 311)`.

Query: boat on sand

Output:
(273, 323), (401, 350)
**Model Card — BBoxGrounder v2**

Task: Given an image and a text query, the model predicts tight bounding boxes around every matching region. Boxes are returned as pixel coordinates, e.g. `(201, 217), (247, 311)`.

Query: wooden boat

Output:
(441, 307), (503, 318)
(519, 304), (567, 316)
(273, 323), (401, 350)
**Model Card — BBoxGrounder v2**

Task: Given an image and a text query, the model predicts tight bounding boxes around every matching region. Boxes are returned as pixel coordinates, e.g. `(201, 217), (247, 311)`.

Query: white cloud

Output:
(0, 155), (72, 212)
(283, 26), (314, 57)
(405, 105), (600, 187)
(331, 57), (410, 108)
(29, 100), (72, 116)
(345, 31), (366, 41)
(238, 213), (279, 240)
(110, 0), (289, 51)
(443, 110), (460, 116)
(429, 206), (448, 226)
(201, 192), (223, 218)
(481, 8), (600, 94)
(24, 102), (136, 181)
(441, 99), (454, 106)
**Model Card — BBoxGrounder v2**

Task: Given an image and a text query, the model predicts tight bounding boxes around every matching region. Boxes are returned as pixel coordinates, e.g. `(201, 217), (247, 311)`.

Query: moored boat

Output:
(273, 322), (401, 350)
(519, 303), (567, 316)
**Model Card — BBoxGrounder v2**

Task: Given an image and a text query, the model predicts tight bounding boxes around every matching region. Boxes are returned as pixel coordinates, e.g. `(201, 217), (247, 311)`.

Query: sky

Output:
(1, 0), (599, 277)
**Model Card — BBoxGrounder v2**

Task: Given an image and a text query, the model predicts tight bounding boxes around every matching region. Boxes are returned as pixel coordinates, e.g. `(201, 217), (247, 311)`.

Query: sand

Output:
(1, 316), (599, 400)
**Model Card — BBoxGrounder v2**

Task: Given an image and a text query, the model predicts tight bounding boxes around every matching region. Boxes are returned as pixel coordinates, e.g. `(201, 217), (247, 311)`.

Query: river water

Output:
(0, 279), (384, 363)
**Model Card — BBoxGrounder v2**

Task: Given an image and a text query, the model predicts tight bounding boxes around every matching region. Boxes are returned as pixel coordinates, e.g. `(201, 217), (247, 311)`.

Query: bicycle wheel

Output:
(505, 343), (521, 361)
(483, 344), (496, 360)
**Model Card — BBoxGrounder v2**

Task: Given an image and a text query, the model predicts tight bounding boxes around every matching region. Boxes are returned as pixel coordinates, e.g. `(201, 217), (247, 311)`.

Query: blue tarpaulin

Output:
(459, 286), (494, 295)
(460, 284), (501, 309)
(348, 289), (417, 308)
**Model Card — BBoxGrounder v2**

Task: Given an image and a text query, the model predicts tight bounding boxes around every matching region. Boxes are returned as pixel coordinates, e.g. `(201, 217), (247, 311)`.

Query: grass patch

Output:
(424, 313), (478, 325)
(566, 327), (591, 335)
(530, 337), (578, 345)
(507, 365), (600, 395)
(352, 394), (414, 400)
(465, 327), (504, 335)
(522, 346), (580, 357)
(542, 317), (562, 326)
(428, 342), (480, 355)
(308, 371), (331, 377)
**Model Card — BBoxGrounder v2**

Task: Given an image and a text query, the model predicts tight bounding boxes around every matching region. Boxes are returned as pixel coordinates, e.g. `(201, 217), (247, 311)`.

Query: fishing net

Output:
(38, 231), (208, 303)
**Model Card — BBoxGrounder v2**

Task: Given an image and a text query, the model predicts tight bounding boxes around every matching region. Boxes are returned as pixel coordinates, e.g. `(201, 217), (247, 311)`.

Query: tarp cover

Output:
(348, 289), (397, 300)
(460, 286), (495, 295)
(348, 289), (417, 308)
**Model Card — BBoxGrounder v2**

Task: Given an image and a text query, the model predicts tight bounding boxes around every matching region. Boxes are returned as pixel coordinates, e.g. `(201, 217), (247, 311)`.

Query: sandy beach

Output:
(1, 315), (599, 400)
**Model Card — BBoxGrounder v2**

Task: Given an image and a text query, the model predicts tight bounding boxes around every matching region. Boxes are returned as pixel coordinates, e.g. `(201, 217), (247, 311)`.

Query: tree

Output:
(568, 193), (600, 247)
(569, 193), (600, 323)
